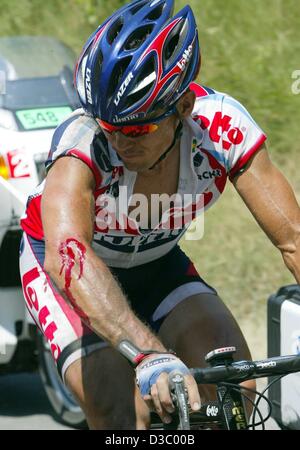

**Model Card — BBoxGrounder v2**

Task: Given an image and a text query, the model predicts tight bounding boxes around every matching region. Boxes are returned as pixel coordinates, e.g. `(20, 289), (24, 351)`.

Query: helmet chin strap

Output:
(149, 121), (183, 170)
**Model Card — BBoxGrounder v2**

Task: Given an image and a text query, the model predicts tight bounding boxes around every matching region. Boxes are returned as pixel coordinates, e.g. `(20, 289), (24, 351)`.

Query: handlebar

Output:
(190, 354), (300, 384)
(166, 349), (300, 430)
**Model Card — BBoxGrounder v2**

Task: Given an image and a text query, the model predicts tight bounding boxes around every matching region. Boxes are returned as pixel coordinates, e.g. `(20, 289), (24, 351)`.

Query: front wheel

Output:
(37, 332), (87, 429)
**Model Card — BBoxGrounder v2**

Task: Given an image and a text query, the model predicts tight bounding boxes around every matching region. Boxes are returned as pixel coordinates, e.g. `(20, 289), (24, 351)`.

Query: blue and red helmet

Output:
(75, 0), (201, 124)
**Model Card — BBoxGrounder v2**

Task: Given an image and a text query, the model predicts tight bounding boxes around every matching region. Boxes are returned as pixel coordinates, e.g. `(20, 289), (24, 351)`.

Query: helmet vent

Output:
(130, 1), (148, 15)
(146, 4), (165, 21)
(124, 25), (154, 51)
(164, 32), (179, 60)
(163, 19), (188, 67)
(124, 82), (154, 110)
(125, 57), (156, 108)
(107, 18), (124, 45)
(92, 50), (103, 87)
(156, 77), (179, 105)
(108, 56), (132, 101)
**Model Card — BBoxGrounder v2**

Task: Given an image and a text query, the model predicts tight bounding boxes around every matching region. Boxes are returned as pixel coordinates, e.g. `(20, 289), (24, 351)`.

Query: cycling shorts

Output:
(19, 233), (217, 382)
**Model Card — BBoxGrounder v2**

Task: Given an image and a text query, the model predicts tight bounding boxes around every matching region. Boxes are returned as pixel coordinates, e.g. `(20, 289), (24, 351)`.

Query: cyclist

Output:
(19, 0), (300, 429)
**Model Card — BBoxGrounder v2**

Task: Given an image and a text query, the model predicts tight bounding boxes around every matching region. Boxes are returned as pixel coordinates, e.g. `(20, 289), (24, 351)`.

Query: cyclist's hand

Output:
(135, 353), (201, 424)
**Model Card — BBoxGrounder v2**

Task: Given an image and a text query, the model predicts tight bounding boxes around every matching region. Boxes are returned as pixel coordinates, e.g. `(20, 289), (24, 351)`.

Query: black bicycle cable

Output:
(252, 374), (286, 429)
(222, 383), (267, 430)
(221, 382), (272, 429)
(219, 382), (268, 430)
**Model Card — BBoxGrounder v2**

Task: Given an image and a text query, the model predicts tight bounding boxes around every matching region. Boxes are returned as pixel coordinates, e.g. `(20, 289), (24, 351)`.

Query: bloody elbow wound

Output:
(58, 238), (91, 324)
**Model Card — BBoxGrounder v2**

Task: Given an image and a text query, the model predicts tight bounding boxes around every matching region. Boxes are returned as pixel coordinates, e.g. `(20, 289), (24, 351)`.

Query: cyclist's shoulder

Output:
(190, 82), (249, 116)
(190, 83), (264, 148)
(52, 108), (100, 146)
(187, 83), (266, 177)
(50, 108), (113, 161)
(47, 109), (119, 184)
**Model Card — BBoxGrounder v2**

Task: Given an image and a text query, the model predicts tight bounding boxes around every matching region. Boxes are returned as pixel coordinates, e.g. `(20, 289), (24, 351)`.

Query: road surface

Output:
(0, 372), (72, 430)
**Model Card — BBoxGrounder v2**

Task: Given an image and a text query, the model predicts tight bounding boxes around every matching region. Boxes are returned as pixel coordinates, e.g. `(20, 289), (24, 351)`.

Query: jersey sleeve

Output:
(219, 95), (267, 180)
(45, 109), (104, 185)
(194, 91), (267, 181)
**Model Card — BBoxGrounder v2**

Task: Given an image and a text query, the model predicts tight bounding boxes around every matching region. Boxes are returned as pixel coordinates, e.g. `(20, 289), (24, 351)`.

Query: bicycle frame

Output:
(216, 384), (248, 430)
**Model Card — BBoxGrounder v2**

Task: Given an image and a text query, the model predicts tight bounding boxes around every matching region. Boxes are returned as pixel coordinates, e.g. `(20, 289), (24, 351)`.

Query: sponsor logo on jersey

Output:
(198, 112), (245, 151)
(193, 152), (204, 168)
(197, 169), (223, 181)
(22, 267), (61, 361)
(94, 228), (185, 254)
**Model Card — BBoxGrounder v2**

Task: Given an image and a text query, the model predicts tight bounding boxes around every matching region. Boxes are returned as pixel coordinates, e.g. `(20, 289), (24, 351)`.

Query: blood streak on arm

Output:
(58, 239), (91, 324)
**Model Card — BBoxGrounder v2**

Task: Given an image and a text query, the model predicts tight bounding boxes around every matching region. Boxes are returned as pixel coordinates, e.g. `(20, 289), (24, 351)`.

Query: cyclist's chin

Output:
(121, 156), (152, 172)
(123, 161), (149, 172)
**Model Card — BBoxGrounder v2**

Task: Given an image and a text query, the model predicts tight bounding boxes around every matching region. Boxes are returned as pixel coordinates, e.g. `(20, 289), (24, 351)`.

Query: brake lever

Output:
(168, 370), (190, 430)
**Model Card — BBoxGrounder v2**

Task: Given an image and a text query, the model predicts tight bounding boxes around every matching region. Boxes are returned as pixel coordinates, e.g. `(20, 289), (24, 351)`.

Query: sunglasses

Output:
(97, 105), (177, 138)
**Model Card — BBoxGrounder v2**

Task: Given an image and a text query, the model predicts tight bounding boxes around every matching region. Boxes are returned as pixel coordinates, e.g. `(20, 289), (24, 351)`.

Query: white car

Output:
(0, 36), (85, 428)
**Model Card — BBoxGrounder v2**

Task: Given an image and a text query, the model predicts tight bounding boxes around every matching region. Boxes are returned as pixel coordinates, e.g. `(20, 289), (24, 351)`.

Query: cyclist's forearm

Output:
(44, 239), (166, 352)
(234, 149), (300, 284)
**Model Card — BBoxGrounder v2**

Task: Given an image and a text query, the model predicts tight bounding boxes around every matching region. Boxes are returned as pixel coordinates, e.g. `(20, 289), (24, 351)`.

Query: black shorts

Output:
(20, 233), (217, 381)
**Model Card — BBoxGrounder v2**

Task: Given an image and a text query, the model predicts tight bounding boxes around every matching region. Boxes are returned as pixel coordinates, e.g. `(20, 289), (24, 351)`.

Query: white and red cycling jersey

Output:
(20, 83), (266, 268)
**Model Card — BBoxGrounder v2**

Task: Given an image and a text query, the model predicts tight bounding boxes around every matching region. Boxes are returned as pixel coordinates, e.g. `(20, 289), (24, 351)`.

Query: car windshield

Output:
(0, 36), (76, 79)
(3, 76), (76, 110)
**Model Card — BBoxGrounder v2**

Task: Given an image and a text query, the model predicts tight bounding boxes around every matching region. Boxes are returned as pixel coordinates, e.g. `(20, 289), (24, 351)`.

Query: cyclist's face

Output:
(104, 114), (178, 172)
(102, 90), (196, 173)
